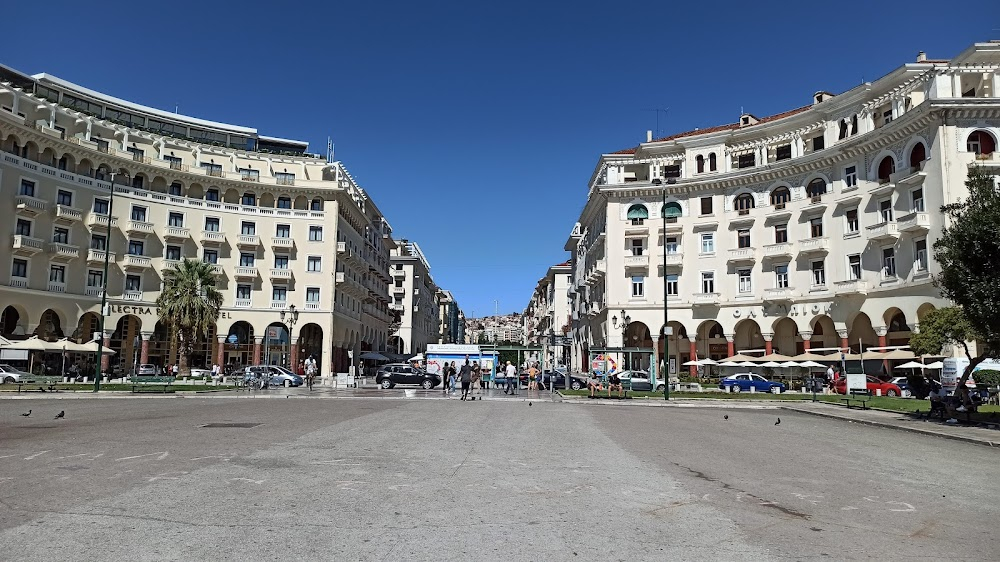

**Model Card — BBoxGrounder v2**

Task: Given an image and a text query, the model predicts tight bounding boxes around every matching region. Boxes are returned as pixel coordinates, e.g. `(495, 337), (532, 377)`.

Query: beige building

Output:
(565, 42), (1000, 379)
(522, 262), (571, 365)
(389, 240), (439, 354)
(0, 63), (396, 376)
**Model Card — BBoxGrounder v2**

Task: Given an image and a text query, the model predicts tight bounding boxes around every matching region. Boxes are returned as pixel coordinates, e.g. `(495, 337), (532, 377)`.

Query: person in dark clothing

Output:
(459, 360), (473, 401)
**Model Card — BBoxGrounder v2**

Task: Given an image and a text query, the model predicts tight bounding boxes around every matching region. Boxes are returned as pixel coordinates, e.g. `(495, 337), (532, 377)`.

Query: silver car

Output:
(137, 364), (160, 375)
(0, 364), (29, 384)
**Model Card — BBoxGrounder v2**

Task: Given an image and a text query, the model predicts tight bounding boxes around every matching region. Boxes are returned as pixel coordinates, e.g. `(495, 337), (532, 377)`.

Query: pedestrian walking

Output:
(447, 362), (457, 394)
(459, 360), (472, 401)
(470, 362), (482, 398)
(172, 363), (179, 377)
(528, 362), (539, 390)
(504, 361), (517, 395)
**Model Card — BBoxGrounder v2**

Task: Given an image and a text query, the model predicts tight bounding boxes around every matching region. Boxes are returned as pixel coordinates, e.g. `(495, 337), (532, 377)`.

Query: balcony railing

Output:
(763, 287), (794, 302)
(126, 220), (154, 235)
(85, 287), (104, 298)
(47, 282), (66, 293)
(53, 205), (83, 223)
(897, 212), (929, 232)
(624, 255), (649, 268)
(122, 290), (143, 301)
(124, 254), (152, 269)
(200, 230), (226, 244)
(48, 243), (80, 261)
(271, 237), (294, 248)
(270, 268), (293, 279)
(163, 226), (191, 240)
(234, 299), (252, 308)
(12, 235), (45, 254)
(7, 278), (27, 289)
(234, 266), (258, 278)
(86, 213), (118, 230)
(662, 252), (683, 267)
(15, 194), (48, 215)
(799, 237), (830, 254)
(834, 279), (869, 295)
(727, 247), (756, 263)
(237, 234), (260, 247)
(866, 222), (899, 241)
(87, 249), (116, 263)
(692, 293), (721, 306)
(304, 302), (320, 310)
(763, 242), (793, 258)
(270, 301), (288, 309)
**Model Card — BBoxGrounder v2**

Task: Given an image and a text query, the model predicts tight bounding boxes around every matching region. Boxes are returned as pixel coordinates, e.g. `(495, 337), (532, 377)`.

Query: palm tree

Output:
(155, 259), (223, 376)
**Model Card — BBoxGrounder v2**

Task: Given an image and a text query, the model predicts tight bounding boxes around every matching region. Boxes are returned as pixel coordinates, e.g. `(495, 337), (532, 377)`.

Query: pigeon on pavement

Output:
(54, 410), (65, 420)
(21, 410), (31, 417)
(529, 402), (532, 407)
(774, 417), (781, 426)
(724, 415), (728, 420)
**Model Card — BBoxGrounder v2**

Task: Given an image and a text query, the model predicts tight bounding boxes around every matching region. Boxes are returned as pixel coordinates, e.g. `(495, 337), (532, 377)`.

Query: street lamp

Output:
(279, 304), (299, 367)
(612, 309), (631, 373)
(653, 177), (678, 400)
(93, 168), (118, 392)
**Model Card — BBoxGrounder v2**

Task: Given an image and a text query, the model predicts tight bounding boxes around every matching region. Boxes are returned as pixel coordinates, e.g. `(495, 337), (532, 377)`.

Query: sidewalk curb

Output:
(779, 405), (1000, 448)
(558, 397), (780, 409)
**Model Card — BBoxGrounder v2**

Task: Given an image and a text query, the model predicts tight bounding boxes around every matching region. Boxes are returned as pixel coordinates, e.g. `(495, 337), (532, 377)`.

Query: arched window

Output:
(708, 153), (717, 172)
(735, 193), (755, 215)
(889, 312), (910, 333)
(850, 115), (858, 135)
(908, 142), (926, 169)
(877, 156), (895, 184)
(770, 187), (791, 209)
(310, 198), (324, 211)
(807, 178), (827, 201)
(838, 119), (848, 140)
(696, 155), (705, 174)
(708, 324), (724, 339)
(241, 192), (257, 206)
(813, 322), (824, 336)
(627, 204), (648, 225)
(662, 201), (682, 223)
(967, 130), (997, 155)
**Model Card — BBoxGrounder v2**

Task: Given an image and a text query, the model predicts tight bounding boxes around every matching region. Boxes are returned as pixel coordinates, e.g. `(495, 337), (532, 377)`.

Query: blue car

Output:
(720, 373), (786, 393)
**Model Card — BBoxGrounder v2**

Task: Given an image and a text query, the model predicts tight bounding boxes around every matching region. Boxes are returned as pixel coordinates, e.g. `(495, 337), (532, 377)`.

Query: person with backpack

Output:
(459, 360), (472, 401)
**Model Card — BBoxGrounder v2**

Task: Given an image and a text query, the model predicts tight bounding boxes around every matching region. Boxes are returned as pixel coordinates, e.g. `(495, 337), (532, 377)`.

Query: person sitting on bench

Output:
(588, 373), (604, 398)
(928, 381), (948, 416)
(607, 372), (624, 399)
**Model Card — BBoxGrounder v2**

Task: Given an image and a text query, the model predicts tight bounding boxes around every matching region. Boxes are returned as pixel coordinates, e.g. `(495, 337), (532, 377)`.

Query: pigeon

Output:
(21, 410), (30, 417)
(54, 410), (65, 420)
(774, 417), (781, 426)
(724, 415), (728, 420)
(38, 387), (46, 393)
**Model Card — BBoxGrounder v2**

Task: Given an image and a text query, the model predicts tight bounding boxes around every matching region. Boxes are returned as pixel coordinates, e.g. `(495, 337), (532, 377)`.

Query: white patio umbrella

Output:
(779, 361), (801, 368)
(924, 361), (944, 370)
(738, 361), (758, 368)
(8, 336), (61, 375)
(760, 361), (783, 368)
(896, 360), (927, 370)
(682, 360), (703, 366)
(700, 358), (719, 366)
(718, 361), (741, 368)
(799, 361), (827, 369)
(76, 339), (117, 355)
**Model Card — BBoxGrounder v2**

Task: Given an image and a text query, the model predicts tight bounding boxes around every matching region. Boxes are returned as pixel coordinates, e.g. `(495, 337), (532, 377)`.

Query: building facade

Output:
(0, 63), (396, 375)
(435, 289), (465, 344)
(523, 262), (572, 365)
(388, 240), (439, 354)
(565, 42), (1000, 378)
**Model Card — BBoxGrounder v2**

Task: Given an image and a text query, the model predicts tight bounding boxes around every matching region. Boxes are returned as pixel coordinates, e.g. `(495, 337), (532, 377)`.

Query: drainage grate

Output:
(201, 422), (262, 428)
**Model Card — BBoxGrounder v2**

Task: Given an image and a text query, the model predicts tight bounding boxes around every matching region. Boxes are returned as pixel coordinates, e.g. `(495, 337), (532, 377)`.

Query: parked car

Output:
(243, 365), (303, 387)
(376, 363), (441, 389)
(136, 364), (161, 376)
(540, 370), (589, 391)
(720, 373), (786, 393)
(0, 364), (29, 384)
(888, 377), (912, 397)
(617, 370), (667, 392)
(189, 367), (213, 378)
(833, 375), (902, 397)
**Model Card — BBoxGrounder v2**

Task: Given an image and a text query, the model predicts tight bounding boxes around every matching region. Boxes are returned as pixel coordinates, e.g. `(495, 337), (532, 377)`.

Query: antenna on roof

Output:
(327, 137), (334, 161)
(174, 104), (179, 114)
(643, 108), (670, 140)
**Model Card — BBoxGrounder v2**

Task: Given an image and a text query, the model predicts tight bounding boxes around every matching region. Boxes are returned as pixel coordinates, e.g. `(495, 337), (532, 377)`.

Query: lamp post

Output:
(93, 169), (118, 392)
(611, 309), (631, 376)
(654, 177), (678, 400)
(279, 304), (299, 367)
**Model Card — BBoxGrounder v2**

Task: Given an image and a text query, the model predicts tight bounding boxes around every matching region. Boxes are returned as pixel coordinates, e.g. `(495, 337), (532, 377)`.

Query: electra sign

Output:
(732, 302), (834, 319)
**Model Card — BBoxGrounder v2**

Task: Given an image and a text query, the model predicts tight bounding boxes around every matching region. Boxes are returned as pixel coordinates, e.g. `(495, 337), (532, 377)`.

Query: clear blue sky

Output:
(5, 1), (997, 318)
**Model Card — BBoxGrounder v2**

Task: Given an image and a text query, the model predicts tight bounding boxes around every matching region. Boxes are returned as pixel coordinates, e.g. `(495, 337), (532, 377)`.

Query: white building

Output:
(565, 42), (1000, 379)
(523, 262), (572, 365)
(389, 240), (439, 354)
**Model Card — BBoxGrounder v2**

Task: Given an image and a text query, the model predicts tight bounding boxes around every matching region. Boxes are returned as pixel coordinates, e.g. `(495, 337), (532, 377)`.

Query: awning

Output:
(626, 204), (649, 220)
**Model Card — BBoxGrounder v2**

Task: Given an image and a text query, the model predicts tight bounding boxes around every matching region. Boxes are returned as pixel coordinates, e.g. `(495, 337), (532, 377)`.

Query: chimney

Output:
(917, 51), (927, 62)
(646, 130), (653, 143)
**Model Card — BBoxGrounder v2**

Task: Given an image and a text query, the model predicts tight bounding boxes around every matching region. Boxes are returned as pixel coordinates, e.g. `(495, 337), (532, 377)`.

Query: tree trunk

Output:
(178, 330), (192, 377)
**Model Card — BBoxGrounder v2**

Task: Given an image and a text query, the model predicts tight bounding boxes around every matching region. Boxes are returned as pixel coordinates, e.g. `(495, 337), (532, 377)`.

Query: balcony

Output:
(624, 224), (649, 236)
(12, 235), (44, 256)
(763, 242), (794, 260)
(237, 234), (260, 248)
(234, 266), (258, 279)
(53, 205), (83, 224)
(727, 247), (756, 264)
(160, 259), (180, 275)
(163, 226), (191, 241)
(271, 237), (294, 249)
(234, 299), (252, 308)
(304, 302), (320, 310)
(270, 301), (289, 309)
(866, 222), (899, 241)
(391, 268), (406, 278)
(799, 237), (830, 255)
(892, 163), (927, 186)
(126, 220), (155, 236)
(624, 255), (649, 268)
(392, 286), (405, 295)
(897, 212), (929, 233)
(85, 287), (104, 298)
(207, 264), (223, 275)
(47, 282), (66, 293)
(834, 279), (869, 295)
(662, 252), (684, 268)
(122, 290), (144, 302)
(270, 268), (293, 280)
(658, 220), (683, 234)
(86, 213), (118, 230)
(200, 230), (226, 245)
(763, 287), (794, 302)
(123, 254), (152, 270)
(691, 293), (721, 306)
(802, 196), (828, 214)
(870, 179), (895, 196)
(87, 249), (116, 264)
(7, 278), (27, 289)
(48, 243), (80, 262)
(390, 303), (404, 311)
(14, 194), (47, 217)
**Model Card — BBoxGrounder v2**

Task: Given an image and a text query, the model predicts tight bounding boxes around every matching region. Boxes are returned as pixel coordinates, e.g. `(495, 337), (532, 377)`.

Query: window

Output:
(700, 197), (713, 215)
(307, 256), (322, 271)
(911, 188), (924, 212)
(90, 234), (107, 251)
(236, 284), (251, 300)
(205, 217), (220, 232)
(128, 240), (145, 256)
(700, 233), (715, 254)
(165, 245), (181, 261)
(737, 229), (751, 248)
(11, 259), (27, 278)
(274, 255), (289, 269)
(774, 224), (788, 244)
(811, 260), (826, 286)
(848, 254), (861, 280)
(168, 212), (184, 227)
(967, 130), (996, 155)
(775, 265), (789, 288)
(275, 172), (295, 185)
(700, 272), (715, 294)
(631, 276), (644, 298)
(241, 221), (256, 235)
(125, 275), (141, 292)
(275, 224), (290, 238)
(164, 155), (182, 168)
(838, 120), (848, 140)
(775, 144), (792, 161)
(205, 189), (219, 202)
(915, 239), (928, 271)
(738, 269), (752, 293)
(810, 217), (823, 238)
(53, 227), (69, 244)
(15, 219), (31, 236)
(19, 179), (35, 197)
(696, 155), (705, 173)
(770, 187), (790, 208)
(846, 209), (859, 234)
(665, 236), (679, 254)
(200, 162), (223, 177)
(131, 175), (144, 189)
(627, 204), (648, 224)
(844, 166), (857, 189)
(239, 168), (259, 182)
(87, 270), (103, 287)
(272, 286), (288, 302)
(169, 182), (182, 196)
(277, 197), (291, 209)
(630, 239), (644, 256)
(877, 156), (895, 183)
(662, 202), (682, 222)
(812, 136), (825, 151)
(57, 190), (73, 206)
(737, 153), (755, 169)
(308, 226), (323, 241)
(882, 109), (893, 125)
(93, 198), (109, 214)
(879, 199), (893, 223)
(662, 165), (681, 179)
(850, 115), (858, 135)
(203, 250), (218, 264)
(240, 253), (255, 267)
(882, 247), (896, 278)
(131, 206), (147, 222)
(735, 193), (755, 214)
(306, 287), (320, 303)
(241, 192), (256, 206)
(662, 275), (677, 297)
(807, 178), (827, 201)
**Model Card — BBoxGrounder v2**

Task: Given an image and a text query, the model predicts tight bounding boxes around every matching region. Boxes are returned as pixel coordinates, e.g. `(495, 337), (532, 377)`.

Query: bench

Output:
(841, 390), (871, 410)
(15, 375), (63, 393)
(130, 376), (176, 393)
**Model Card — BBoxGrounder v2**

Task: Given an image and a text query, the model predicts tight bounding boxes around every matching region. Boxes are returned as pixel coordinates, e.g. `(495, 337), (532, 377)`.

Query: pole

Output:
(662, 181), (670, 400)
(94, 170), (116, 392)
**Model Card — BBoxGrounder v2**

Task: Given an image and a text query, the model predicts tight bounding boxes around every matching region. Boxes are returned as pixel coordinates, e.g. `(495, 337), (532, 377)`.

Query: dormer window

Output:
(737, 153), (755, 169)
(740, 114), (758, 127)
(696, 155), (705, 174)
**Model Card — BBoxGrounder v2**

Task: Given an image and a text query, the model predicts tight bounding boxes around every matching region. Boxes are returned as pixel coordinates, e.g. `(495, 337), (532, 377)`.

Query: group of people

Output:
(587, 372), (625, 399)
(440, 358), (545, 400)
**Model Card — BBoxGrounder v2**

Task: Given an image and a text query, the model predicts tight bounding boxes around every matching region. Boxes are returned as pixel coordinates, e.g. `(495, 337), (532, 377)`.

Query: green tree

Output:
(928, 166), (1000, 382)
(909, 307), (979, 362)
(155, 259), (223, 376)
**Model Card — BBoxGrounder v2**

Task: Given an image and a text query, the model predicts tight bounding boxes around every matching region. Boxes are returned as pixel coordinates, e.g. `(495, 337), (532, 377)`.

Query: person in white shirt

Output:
(504, 361), (517, 395)
(211, 363), (220, 382)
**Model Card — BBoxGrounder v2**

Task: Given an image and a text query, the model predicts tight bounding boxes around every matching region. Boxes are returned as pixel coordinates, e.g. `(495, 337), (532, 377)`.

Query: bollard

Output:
(876, 389), (882, 397)
(284, 379), (290, 388)
(726, 385), (731, 393)
(63, 377), (70, 383)
(750, 386), (755, 393)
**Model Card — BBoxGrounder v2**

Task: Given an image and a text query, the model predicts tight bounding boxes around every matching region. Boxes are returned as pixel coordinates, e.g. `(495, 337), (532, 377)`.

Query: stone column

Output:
(650, 334), (661, 387)
(253, 336), (263, 366)
(838, 330), (849, 352)
(762, 332), (773, 355)
(101, 331), (111, 371)
(800, 331), (813, 352)
(139, 332), (152, 365)
(216, 335), (226, 367)
(290, 337), (299, 373)
(875, 327), (888, 349)
(725, 334), (735, 358)
(688, 337), (698, 377)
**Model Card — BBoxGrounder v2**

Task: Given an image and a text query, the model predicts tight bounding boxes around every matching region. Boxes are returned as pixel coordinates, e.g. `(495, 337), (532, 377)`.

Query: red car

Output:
(833, 375), (902, 397)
